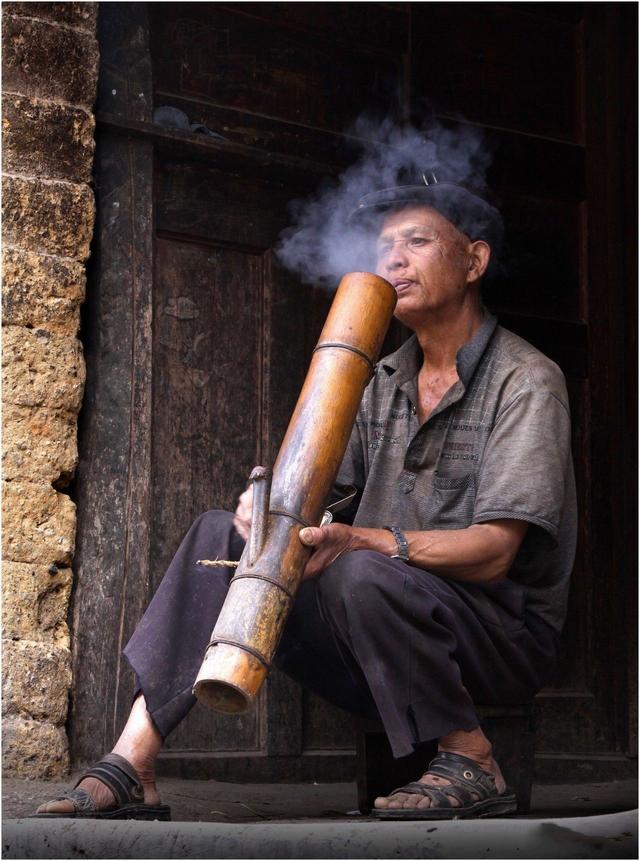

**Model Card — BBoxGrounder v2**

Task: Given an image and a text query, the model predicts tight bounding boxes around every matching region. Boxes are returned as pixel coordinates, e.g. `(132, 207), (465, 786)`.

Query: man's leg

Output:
(37, 509), (242, 814)
(305, 549), (556, 812)
(38, 534), (554, 815)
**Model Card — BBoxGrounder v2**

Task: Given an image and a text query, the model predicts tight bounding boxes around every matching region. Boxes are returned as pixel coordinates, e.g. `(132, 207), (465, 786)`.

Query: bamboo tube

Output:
(193, 272), (396, 713)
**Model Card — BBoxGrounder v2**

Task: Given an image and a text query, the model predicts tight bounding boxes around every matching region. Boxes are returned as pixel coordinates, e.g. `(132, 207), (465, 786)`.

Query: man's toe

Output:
(415, 795), (433, 809)
(374, 792), (407, 810)
(36, 799), (75, 814)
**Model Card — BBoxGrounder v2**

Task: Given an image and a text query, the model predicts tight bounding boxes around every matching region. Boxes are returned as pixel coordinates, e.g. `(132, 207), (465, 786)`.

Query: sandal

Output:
(31, 753), (171, 820)
(372, 751), (517, 820)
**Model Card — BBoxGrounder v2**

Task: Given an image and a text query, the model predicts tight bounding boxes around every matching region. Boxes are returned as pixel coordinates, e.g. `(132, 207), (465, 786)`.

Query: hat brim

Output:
(349, 183), (503, 249)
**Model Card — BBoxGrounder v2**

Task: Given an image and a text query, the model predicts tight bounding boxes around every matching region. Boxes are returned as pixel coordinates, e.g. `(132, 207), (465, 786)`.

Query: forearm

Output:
(348, 523), (521, 583)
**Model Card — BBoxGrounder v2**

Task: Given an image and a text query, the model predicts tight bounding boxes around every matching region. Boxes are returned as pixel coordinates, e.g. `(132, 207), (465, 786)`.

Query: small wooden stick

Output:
(197, 559), (239, 568)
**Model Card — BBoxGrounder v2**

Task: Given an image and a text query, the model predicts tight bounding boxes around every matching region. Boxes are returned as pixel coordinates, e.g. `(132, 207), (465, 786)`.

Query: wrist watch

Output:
(385, 526), (410, 562)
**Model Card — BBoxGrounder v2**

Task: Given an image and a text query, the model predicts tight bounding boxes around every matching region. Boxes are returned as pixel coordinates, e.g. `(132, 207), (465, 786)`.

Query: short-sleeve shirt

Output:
(333, 312), (577, 633)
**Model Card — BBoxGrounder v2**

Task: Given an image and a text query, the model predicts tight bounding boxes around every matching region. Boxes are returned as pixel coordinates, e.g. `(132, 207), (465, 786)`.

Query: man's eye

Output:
(409, 237), (428, 247)
(377, 246), (391, 257)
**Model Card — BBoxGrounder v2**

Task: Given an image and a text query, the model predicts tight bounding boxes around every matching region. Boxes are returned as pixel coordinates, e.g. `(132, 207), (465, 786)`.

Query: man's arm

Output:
(299, 520), (528, 582)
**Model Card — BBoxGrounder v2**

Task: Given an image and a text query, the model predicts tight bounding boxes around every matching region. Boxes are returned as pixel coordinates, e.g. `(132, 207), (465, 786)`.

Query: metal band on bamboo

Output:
(313, 341), (376, 376)
(267, 508), (312, 528)
(208, 637), (271, 670)
(231, 572), (295, 601)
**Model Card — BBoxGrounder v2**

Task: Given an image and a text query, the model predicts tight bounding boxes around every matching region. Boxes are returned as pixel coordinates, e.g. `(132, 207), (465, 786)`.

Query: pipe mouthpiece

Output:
(248, 465), (272, 565)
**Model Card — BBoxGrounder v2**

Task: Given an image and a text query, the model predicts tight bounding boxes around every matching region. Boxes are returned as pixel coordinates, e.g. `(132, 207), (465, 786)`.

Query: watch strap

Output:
(385, 526), (410, 562)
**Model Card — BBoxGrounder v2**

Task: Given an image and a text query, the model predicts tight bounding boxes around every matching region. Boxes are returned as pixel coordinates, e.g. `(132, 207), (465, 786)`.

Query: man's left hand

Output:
(299, 523), (355, 578)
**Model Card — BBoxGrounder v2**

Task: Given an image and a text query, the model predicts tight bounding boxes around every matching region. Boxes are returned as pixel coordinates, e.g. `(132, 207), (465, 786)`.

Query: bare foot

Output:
(374, 726), (506, 812)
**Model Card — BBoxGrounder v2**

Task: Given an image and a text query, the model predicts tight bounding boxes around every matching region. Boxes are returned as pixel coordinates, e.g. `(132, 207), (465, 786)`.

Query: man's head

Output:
(350, 179), (503, 326)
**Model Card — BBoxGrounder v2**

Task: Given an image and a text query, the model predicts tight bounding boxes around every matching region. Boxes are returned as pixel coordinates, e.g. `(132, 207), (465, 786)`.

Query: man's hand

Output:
(299, 523), (356, 579)
(233, 483), (253, 541)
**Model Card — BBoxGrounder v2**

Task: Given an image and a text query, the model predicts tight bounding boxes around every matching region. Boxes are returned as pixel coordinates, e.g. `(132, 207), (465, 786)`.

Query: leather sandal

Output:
(31, 753), (171, 820)
(372, 751), (517, 820)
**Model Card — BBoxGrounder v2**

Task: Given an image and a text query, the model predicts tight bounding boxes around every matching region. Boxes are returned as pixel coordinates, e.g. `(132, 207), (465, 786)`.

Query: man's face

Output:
(374, 206), (479, 326)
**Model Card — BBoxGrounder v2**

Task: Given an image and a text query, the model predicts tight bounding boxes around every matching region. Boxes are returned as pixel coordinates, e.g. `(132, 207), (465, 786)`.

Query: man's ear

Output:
(466, 240), (491, 283)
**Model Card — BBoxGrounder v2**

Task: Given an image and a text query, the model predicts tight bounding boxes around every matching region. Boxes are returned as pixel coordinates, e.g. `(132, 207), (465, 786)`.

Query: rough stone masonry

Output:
(2, 2), (99, 777)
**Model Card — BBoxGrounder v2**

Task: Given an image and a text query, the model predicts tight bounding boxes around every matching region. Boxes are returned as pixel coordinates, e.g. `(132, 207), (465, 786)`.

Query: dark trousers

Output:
(124, 510), (557, 758)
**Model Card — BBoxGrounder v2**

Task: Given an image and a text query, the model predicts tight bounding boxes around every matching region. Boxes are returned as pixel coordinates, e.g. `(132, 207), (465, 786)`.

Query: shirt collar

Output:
(380, 311), (498, 389)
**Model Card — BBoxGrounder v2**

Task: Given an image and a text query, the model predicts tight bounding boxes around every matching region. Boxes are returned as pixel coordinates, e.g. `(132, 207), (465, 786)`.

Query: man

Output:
(36, 179), (576, 820)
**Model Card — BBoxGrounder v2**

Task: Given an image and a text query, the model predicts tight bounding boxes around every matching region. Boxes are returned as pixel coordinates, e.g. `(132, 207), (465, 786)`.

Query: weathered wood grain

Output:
(72, 1), (636, 781)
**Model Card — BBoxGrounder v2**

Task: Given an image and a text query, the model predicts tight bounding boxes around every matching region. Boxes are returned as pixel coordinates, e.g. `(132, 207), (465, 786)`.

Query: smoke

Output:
(275, 117), (496, 288)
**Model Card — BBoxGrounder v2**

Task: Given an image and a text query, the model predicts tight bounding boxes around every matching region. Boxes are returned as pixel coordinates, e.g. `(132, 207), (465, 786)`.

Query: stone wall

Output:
(2, 2), (98, 777)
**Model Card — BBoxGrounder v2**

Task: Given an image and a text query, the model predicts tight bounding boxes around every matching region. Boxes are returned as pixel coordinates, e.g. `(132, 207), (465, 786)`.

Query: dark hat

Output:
(350, 175), (503, 258)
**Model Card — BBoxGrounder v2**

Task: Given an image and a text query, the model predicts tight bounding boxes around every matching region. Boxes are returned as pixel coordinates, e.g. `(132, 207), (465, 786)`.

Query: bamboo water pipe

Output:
(193, 271), (396, 713)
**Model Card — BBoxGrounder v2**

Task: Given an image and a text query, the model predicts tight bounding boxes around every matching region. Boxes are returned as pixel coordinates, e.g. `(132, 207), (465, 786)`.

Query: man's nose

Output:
(385, 241), (409, 271)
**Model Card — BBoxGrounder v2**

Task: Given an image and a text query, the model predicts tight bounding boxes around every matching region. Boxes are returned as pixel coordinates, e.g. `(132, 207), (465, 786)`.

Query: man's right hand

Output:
(233, 483), (253, 540)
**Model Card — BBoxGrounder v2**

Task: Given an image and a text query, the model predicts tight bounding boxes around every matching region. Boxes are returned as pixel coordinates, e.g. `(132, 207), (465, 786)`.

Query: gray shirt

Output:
(333, 312), (577, 633)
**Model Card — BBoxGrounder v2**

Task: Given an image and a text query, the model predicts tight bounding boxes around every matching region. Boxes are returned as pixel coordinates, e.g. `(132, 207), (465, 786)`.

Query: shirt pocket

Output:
(426, 472), (477, 527)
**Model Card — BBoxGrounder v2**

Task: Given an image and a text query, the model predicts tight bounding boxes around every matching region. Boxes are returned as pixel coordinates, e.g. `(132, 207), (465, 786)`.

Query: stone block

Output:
(4, 2), (98, 33)
(2, 13), (98, 107)
(2, 94), (95, 183)
(2, 716), (69, 777)
(2, 248), (84, 335)
(2, 481), (76, 566)
(2, 639), (71, 724)
(2, 326), (85, 412)
(2, 176), (94, 260)
(3, 403), (78, 486)
(2, 562), (71, 646)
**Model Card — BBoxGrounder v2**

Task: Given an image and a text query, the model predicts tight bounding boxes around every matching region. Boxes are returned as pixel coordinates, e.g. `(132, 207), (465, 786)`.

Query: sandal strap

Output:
(388, 782), (464, 809)
(76, 753), (144, 807)
(427, 752), (496, 795)
(386, 752), (499, 810)
(55, 788), (98, 814)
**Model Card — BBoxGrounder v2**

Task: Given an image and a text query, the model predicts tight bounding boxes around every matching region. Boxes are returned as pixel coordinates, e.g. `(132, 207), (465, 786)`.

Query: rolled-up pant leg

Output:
(125, 512), (556, 758)
(123, 510), (243, 735)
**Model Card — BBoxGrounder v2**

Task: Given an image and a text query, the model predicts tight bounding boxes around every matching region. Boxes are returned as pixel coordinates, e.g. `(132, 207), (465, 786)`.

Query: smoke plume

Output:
(276, 117), (496, 288)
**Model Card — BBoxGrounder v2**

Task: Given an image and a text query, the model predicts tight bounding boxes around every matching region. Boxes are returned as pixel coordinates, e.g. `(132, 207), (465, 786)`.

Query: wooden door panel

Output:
(156, 166), (291, 249)
(149, 153), (360, 769)
(150, 238), (266, 755)
(489, 196), (583, 321)
(151, 238), (263, 584)
(151, 3), (404, 134)
(302, 690), (355, 751)
(412, 4), (581, 142)
(165, 690), (263, 754)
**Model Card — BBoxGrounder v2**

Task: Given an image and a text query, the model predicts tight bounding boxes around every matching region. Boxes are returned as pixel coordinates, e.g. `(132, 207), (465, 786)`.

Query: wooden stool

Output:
(356, 703), (535, 814)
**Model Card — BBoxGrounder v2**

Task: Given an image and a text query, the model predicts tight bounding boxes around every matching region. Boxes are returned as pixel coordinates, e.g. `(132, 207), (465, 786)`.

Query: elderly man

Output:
(36, 180), (576, 821)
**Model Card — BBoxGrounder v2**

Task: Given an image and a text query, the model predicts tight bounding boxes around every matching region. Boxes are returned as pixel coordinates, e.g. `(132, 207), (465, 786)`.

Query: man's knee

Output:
(188, 508), (235, 544)
(315, 550), (393, 617)
(192, 508), (233, 531)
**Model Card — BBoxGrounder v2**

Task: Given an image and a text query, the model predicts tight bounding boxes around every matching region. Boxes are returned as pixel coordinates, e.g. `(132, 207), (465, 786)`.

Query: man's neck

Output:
(413, 299), (485, 374)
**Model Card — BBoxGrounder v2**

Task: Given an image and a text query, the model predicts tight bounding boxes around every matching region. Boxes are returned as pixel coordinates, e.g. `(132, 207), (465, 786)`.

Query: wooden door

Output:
(72, 2), (635, 781)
